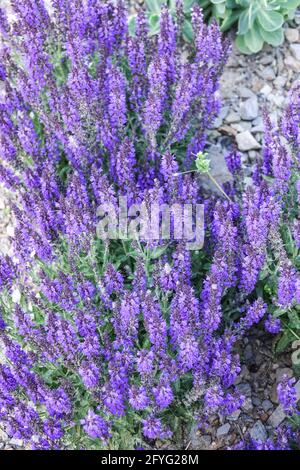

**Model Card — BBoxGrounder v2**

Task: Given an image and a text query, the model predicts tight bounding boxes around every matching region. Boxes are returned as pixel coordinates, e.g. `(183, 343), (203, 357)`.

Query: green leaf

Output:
(182, 19), (194, 41)
(237, 4), (259, 35)
(273, 308), (288, 318)
(145, 0), (164, 13)
(128, 16), (136, 36)
(183, 0), (198, 13)
(243, 22), (264, 53)
(148, 14), (160, 35)
(276, 0), (300, 9)
(235, 34), (252, 54)
(259, 26), (284, 46)
(221, 9), (241, 32)
(211, 0), (226, 4)
(276, 330), (295, 353)
(236, 0), (250, 6)
(257, 10), (284, 32)
(213, 3), (226, 16)
(288, 310), (300, 329)
(226, 0), (238, 7)
(238, 10), (251, 34)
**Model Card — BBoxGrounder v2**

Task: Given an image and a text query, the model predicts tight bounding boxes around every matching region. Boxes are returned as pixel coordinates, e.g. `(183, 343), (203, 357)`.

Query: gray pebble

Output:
(236, 131), (261, 151)
(216, 423), (230, 438)
(262, 400), (273, 412)
(236, 382), (252, 397)
(290, 44), (300, 62)
(240, 96), (259, 121)
(249, 421), (267, 442)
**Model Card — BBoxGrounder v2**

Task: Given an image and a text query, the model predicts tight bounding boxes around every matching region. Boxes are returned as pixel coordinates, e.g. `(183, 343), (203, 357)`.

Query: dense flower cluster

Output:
(233, 425), (300, 450)
(277, 375), (298, 416)
(0, 1), (299, 450)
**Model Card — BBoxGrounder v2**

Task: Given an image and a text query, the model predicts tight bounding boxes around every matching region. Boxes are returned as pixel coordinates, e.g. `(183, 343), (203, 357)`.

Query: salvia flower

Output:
(277, 375), (298, 416)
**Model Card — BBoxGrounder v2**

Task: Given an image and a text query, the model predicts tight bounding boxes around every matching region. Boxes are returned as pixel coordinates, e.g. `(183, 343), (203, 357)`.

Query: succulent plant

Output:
(139, 0), (300, 53)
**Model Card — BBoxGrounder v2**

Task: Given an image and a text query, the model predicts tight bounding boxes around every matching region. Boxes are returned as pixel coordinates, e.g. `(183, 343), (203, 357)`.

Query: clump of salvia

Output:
(0, 1), (299, 450)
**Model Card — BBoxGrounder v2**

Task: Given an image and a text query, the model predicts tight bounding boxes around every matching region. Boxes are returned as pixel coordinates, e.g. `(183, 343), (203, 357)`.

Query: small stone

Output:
(244, 343), (254, 362)
(10, 438), (23, 448)
(268, 405), (286, 428)
(262, 400), (273, 412)
(0, 428), (8, 441)
(274, 76), (287, 89)
(232, 121), (252, 132)
(238, 87), (255, 99)
(236, 131), (261, 151)
(227, 410), (241, 421)
(6, 225), (14, 237)
(252, 397), (261, 407)
(249, 421), (267, 442)
(236, 382), (252, 397)
(252, 123), (264, 133)
(270, 383), (279, 404)
(260, 84), (272, 96)
(284, 55), (300, 72)
(267, 94), (285, 108)
(225, 111), (240, 124)
(189, 425), (212, 450)
(212, 105), (229, 128)
(248, 150), (258, 161)
(242, 397), (253, 412)
(216, 423), (230, 438)
(240, 96), (259, 121)
(276, 368), (293, 383)
(260, 55), (273, 66)
(290, 44), (300, 62)
(258, 66), (275, 81)
(285, 28), (299, 43)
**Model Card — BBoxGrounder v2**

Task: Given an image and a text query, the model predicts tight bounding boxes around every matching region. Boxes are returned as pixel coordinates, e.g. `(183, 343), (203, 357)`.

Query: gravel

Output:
(249, 421), (268, 442)
(239, 96), (259, 121)
(236, 131), (261, 151)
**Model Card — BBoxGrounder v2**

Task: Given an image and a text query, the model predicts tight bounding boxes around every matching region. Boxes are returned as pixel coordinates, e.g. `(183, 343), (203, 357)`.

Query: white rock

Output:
(260, 84), (272, 96)
(267, 94), (285, 108)
(236, 131), (261, 151)
(249, 421), (267, 441)
(274, 76), (287, 89)
(242, 397), (253, 412)
(285, 55), (300, 72)
(290, 44), (300, 62)
(285, 28), (299, 44)
(262, 400), (273, 412)
(227, 410), (241, 421)
(268, 405), (286, 428)
(12, 288), (21, 303)
(6, 225), (14, 237)
(238, 87), (255, 99)
(232, 121), (252, 132)
(240, 96), (259, 121)
(225, 111), (240, 124)
(216, 423), (230, 438)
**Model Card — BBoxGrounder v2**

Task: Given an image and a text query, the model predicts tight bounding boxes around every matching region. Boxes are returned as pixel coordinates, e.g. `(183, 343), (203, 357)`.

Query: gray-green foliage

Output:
(139, 0), (300, 53)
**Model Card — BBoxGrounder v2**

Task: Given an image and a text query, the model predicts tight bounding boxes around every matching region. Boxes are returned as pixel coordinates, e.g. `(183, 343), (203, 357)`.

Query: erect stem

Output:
(207, 172), (232, 203)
